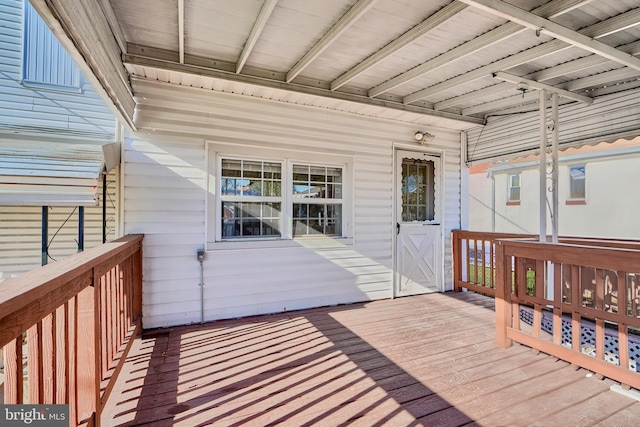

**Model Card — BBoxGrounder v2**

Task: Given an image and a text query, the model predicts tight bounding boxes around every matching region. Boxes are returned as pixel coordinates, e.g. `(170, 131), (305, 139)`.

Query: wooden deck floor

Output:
(102, 292), (640, 426)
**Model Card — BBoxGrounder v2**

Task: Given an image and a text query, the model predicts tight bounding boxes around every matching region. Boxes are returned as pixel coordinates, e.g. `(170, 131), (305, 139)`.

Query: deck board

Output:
(102, 292), (640, 426)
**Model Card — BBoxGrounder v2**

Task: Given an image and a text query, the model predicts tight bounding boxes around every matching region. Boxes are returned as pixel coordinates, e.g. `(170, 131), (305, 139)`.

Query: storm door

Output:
(394, 150), (442, 296)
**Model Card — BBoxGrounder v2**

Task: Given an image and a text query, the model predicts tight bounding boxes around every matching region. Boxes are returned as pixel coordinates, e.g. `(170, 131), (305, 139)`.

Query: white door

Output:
(395, 150), (442, 296)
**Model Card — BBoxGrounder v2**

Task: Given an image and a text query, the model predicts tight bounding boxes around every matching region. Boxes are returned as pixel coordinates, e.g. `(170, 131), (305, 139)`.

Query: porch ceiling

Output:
(33, 0), (640, 132)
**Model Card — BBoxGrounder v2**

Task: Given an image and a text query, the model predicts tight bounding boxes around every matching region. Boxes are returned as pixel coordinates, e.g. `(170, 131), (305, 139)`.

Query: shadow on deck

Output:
(102, 292), (640, 426)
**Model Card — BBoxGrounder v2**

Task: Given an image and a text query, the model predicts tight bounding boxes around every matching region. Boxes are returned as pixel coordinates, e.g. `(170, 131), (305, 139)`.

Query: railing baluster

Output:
(27, 323), (43, 404)
(489, 241), (495, 289)
(4, 337), (23, 403)
(71, 296), (78, 426)
(56, 304), (68, 405)
(553, 262), (562, 345)
(42, 312), (55, 404)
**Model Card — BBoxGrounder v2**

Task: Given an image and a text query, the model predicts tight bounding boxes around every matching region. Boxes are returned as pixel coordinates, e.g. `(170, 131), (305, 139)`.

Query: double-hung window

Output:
(213, 152), (348, 243)
(569, 165), (586, 200)
(508, 173), (520, 203)
(220, 159), (282, 239)
(292, 164), (342, 237)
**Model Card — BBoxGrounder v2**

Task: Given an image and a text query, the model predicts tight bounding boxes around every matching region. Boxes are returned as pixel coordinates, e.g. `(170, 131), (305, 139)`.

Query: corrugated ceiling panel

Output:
(465, 88), (640, 163)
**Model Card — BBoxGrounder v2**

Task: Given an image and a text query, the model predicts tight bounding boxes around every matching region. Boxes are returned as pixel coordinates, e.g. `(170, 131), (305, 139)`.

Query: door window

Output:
(401, 158), (435, 222)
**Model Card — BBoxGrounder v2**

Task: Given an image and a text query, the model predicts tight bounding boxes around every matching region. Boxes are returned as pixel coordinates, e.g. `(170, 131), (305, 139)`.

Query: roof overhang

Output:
(27, 0), (640, 157)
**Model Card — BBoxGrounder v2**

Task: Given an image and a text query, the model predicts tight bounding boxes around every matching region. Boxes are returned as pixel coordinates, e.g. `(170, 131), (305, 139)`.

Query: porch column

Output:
(78, 206), (85, 252)
(538, 90), (547, 242)
(41, 206), (48, 266)
(551, 93), (559, 243)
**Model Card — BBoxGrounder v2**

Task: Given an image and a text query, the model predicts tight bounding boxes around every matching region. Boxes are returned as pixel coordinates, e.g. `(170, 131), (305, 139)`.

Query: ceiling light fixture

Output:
(414, 131), (435, 144)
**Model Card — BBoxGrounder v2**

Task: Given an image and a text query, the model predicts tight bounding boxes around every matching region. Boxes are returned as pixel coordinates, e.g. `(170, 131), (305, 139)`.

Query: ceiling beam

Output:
(462, 90), (539, 116)
(458, 0), (640, 72)
(286, 0), (378, 83)
(435, 83), (511, 111)
(330, 1), (467, 91)
(451, 62), (639, 116)
(403, 39), (569, 104)
(237, 0), (278, 74)
(368, 0), (589, 98)
(368, 21), (524, 98)
(493, 71), (593, 103)
(124, 51), (484, 125)
(418, 8), (640, 110)
(178, 0), (185, 64)
(563, 68), (640, 92)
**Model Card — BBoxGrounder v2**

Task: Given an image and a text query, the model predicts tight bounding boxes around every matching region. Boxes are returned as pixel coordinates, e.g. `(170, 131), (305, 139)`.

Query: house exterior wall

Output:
(125, 79), (463, 328)
(468, 144), (640, 239)
(0, 0), (119, 280)
(0, 0), (115, 139)
(0, 171), (118, 280)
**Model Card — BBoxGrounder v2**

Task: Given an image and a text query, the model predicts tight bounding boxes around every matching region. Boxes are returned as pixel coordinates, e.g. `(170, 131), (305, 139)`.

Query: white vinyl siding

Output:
(0, 0), (115, 139)
(22, 0), (80, 90)
(126, 78), (463, 328)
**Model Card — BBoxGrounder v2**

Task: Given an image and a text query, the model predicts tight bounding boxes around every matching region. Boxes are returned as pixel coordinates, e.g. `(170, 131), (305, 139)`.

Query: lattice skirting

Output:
(519, 306), (639, 372)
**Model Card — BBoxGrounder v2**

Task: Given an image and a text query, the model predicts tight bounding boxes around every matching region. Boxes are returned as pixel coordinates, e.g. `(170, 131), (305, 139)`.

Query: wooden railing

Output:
(452, 230), (536, 296)
(1, 234), (143, 426)
(491, 237), (640, 390)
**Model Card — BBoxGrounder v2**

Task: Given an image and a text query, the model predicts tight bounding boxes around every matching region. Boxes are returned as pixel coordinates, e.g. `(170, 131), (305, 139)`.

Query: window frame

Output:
(568, 165), (586, 202)
(507, 173), (521, 203)
(22, 0), (82, 92)
(219, 158), (284, 240)
(208, 144), (353, 249)
(291, 163), (344, 238)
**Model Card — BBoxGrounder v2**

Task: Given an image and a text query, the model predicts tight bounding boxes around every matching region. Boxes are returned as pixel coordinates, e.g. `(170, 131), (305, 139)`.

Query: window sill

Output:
(506, 201), (521, 206)
(207, 236), (354, 252)
(566, 199), (586, 205)
(21, 79), (83, 94)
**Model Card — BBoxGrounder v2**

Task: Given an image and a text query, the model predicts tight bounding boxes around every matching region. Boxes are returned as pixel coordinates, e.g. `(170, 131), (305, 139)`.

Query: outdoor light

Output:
(414, 131), (435, 144)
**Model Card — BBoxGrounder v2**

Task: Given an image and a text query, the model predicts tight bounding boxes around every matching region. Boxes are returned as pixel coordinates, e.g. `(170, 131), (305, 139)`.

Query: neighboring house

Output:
(468, 137), (640, 239)
(0, 0), (119, 280)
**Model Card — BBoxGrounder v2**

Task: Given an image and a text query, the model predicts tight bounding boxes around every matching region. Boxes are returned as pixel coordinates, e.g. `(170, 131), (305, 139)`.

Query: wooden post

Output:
(134, 242), (143, 322)
(495, 240), (512, 347)
(452, 230), (461, 292)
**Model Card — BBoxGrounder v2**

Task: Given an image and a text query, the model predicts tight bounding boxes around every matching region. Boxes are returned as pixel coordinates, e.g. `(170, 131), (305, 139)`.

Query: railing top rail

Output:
(453, 230), (538, 240)
(455, 230), (640, 246)
(0, 234), (143, 347)
(497, 238), (640, 272)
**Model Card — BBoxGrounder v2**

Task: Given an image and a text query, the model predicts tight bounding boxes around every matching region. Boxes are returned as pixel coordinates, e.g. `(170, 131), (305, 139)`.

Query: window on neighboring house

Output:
(508, 173), (520, 203)
(22, 0), (81, 91)
(218, 157), (346, 241)
(569, 165), (586, 200)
